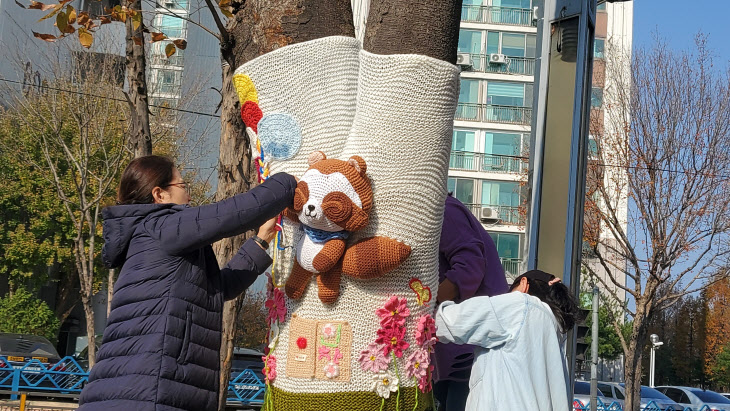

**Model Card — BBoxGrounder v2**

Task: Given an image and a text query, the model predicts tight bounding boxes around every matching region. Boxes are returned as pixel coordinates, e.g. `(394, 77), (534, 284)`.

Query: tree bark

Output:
(364, 0), (463, 63)
(126, 0), (153, 158)
(214, 2), (355, 409)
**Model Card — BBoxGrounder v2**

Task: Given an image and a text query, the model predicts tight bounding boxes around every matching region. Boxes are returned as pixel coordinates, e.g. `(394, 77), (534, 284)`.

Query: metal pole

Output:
(19, 393), (27, 411)
(649, 347), (655, 387)
(590, 286), (599, 411)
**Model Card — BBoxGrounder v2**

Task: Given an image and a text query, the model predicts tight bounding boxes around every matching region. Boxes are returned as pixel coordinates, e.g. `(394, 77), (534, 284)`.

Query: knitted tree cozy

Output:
(233, 36), (459, 411)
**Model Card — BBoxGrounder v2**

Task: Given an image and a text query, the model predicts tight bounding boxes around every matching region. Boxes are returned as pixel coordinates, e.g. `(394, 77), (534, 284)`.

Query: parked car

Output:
(598, 382), (679, 410)
(0, 333), (62, 371)
(723, 393), (730, 400)
(73, 336), (102, 371)
(573, 381), (610, 409)
(656, 386), (730, 411)
(227, 348), (265, 410)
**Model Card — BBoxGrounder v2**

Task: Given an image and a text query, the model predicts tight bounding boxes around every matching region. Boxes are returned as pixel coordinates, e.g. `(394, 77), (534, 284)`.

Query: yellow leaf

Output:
(218, 0), (230, 7)
(32, 31), (57, 42)
(66, 5), (75, 24)
(28, 0), (53, 10)
(55, 10), (68, 33)
(99, 15), (111, 24)
(172, 39), (187, 50)
(220, 7), (233, 18)
(38, 4), (63, 21)
(132, 11), (142, 31)
(150, 32), (167, 42)
(165, 43), (176, 58)
(78, 27), (93, 48)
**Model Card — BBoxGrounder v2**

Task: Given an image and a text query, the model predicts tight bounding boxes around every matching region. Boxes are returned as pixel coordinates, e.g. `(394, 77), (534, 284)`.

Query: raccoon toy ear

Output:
(308, 151), (327, 166)
(348, 155), (367, 176)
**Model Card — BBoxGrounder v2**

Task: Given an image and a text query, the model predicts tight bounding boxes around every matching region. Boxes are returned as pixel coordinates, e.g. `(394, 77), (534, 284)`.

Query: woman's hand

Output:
(257, 216), (278, 244)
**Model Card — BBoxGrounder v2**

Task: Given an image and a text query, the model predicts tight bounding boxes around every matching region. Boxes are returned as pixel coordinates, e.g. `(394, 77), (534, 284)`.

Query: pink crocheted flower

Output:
(417, 364), (434, 392)
(262, 355), (277, 383)
(415, 314), (436, 346)
(422, 336), (438, 353)
(332, 348), (343, 364)
(318, 345), (331, 361)
(376, 325), (410, 358)
(265, 288), (286, 324)
(323, 362), (340, 379)
(321, 323), (337, 338)
(359, 342), (390, 373)
(376, 296), (411, 328)
(404, 349), (429, 380)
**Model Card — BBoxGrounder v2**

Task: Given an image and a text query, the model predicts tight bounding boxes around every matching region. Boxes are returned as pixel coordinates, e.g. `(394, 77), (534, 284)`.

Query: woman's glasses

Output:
(166, 182), (190, 194)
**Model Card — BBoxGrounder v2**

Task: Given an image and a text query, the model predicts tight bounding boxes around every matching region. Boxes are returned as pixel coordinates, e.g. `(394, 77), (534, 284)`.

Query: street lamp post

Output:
(649, 334), (663, 387)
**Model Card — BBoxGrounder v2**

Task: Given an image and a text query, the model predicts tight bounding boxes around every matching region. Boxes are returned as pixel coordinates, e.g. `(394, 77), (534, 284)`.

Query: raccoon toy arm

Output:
(311, 238), (347, 272)
(342, 236), (411, 279)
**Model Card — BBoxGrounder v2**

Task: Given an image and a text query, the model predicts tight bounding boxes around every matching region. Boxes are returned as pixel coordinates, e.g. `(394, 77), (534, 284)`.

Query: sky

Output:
(632, 0), (730, 62)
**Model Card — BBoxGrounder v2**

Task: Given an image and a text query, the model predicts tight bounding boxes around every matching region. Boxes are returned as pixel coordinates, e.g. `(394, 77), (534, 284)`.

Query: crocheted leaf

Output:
(342, 237), (411, 280)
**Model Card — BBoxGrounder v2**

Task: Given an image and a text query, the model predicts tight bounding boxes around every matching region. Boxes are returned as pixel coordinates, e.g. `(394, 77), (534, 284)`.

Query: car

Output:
(230, 347), (265, 381)
(723, 393), (730, 401)
(227, 347), (265, 410)
(0, 333), (62, 371)
(656, 386), (730, 411)
(573, 380), (613, 409)
(73, 336), (102, 371)
(598, 381), (680, 410)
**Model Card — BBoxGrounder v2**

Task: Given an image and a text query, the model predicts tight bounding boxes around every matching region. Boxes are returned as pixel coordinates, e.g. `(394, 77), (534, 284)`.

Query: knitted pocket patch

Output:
(287, 315), (317, 378)
(286, 315), (352, 383)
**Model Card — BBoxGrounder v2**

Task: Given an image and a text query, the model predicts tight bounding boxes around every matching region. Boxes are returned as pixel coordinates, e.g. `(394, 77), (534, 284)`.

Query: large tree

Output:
(582, 36), (730, 409)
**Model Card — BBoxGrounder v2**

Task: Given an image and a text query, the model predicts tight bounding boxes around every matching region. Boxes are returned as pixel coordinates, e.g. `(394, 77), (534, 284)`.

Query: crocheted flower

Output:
(318, 345), (331, 361)
(265, 288), (287, 324)
(404, 349), (429, 380)
(418, 365), (434, 393)
(415, 314), (436, 346)
(321, 323), (337, 339)
(372, 371), (399, 399)
(359, 342), (390, 373)
(376, 296), (411, 328)
(376, 325), (410, 358)
(262, 355), (277, 383)
(421, 336), (438, 353)
(323, 362), (340, 379)
(332, 348), (343, 364)
(296, 337), (307, 349)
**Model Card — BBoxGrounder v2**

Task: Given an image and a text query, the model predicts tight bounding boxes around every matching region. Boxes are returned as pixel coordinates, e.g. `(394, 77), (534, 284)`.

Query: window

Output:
(447, 178), (475, 204)
(155, 15), (186, 38)
(591, 87), (603, 108)
(486, 31), (537, 58)
(487, 81), (532, 106)
(453, 130), (476, 152)
(155, 69), (182, 93)
(458, 30), (483, 55)
(594, 38), (605, 59)
(459, 79), (481, 104)
(481, 180), (521, 207)
(157, 0), (188, 9)
(493, 0), (531, 8)
(597, 2), (606, 11)
(588, 135), (599, 158)
(485, 132), (521, 156)
(488, 232), (521, 259)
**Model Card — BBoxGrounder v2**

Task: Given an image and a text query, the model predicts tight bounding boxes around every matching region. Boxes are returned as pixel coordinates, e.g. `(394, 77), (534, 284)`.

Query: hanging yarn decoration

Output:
(257, 113), (302, 160)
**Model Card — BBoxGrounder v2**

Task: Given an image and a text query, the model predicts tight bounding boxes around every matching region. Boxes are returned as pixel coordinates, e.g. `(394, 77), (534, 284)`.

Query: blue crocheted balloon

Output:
(257, 113), (302, 160)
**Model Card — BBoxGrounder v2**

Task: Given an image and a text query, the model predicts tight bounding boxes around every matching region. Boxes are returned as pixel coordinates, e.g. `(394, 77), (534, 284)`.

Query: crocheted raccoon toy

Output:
(283, 151), (411, 304)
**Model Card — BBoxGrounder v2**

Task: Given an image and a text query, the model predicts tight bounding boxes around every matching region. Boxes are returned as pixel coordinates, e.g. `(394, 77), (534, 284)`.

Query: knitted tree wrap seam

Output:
(233, 37), (459, 402)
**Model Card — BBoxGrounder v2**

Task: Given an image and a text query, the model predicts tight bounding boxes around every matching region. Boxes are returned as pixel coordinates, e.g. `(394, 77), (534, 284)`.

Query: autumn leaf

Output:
(133, 36), (143, 46)
(220, 7), (233, 18)
(78, 27), (93, 48)
(55, 10), (68, 33)
(218, 0), (230, 7)
(150, 32), (167, 42)
(165, 43), (176, 58)
(77, 11), (89, 25)
(14, 0), (27, 9)
(131, 11), (142, 31)
(66, 5), (75, 24)
(28, 0), (54, 11)
(172, 39), (187, 50)
(99, 15), (111, 24)
(32, 31), (57, 42)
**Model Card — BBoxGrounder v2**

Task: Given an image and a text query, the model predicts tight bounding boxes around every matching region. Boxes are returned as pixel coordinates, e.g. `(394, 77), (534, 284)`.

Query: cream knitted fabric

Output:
(233, 37), (460, 403)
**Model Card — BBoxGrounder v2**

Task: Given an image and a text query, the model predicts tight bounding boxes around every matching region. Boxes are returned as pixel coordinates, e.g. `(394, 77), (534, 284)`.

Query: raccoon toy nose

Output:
(307, 205), (315, 212)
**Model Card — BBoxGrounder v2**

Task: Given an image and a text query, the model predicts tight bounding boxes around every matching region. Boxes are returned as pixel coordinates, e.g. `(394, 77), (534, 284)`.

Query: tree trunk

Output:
(364, 0), (463, 63)
(624, 305), (649, 411)
(107, 269), (115, 318)
(126, 0), (153, 158)
(214, 2), (355, 409)
(74, 241), (96, 369)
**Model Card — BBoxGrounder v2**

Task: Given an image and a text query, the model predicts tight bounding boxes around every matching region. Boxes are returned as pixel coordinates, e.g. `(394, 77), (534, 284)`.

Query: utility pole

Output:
(590, 286), (599, 411)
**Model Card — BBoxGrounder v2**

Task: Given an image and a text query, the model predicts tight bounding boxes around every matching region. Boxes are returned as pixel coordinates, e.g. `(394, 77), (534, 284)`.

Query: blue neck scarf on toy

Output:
(302, 225), (350, 244)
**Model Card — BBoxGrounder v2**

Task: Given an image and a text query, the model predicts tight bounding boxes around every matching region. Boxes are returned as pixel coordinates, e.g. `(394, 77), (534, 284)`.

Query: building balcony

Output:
(500, 258), (523, 276)
(461, 5), (535, 27)
(450, 151), (524, 174)
(462, 203), (525, 225)
(150, 54), (185, 67)
(455, 103), (532, 125)
(464, 54), (536, 76)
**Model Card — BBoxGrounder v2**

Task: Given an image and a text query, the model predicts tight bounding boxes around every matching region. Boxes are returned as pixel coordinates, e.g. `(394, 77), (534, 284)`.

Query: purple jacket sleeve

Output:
(439, 204), (488, 301)
(220, 238), (272, 301)
(149, 173), (297, 256)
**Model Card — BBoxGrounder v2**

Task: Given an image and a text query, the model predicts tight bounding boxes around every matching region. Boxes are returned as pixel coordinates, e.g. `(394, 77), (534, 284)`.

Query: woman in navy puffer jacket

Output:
(78, 155), (297, 411)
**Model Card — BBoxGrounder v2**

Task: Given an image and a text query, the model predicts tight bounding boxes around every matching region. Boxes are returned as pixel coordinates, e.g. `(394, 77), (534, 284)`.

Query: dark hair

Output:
(509, 270), (579, 333)
(117, 155), (175, 205)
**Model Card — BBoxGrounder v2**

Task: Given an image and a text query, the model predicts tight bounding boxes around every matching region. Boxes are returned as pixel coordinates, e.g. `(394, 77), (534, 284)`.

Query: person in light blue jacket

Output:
(434, 269), (579, 411)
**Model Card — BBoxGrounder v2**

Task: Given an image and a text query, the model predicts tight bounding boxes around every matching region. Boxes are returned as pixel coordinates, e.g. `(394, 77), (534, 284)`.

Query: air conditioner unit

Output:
(456, 53), (472, 68)
(480, 207), (500, 221)
(489, 53), (508, 64)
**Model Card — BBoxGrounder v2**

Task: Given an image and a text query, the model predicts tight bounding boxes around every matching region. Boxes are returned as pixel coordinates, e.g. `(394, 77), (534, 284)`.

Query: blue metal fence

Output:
(0, 356), (266, 406)
(573, 399), (726, 411)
